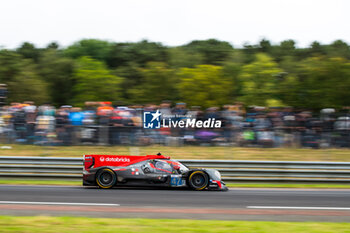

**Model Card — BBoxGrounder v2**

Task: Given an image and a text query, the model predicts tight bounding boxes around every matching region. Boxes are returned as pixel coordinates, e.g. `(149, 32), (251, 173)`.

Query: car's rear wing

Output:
(83, 154), (170, 170)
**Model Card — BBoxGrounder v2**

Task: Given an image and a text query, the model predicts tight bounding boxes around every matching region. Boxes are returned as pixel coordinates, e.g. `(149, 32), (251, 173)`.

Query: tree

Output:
(6, 60), (50, 104)
(242, 43), (259, 64)
(113, 62), (142, 100)
(276, 74), (300, 107)
(297, 56), (350, 109)
(46, 42), (60, 50)
(65, 39), (113, 62)
(0, 50), (49, 104)
(177, 65), (232, 108)
(259, 39), (272, 53)
(326, 40), (350, 59)
(129, 62), (177, 104)
(106, 40), (168, 68)
(309, 41), (326, 56)
(108, 40), (169, 101)
(168, 47), (204, 68)
(222, 61), (242, 99)
(280, 40), (296, 53)
(268, 40), (297, 62)
(39, 49), (75, 106)
(0, 50), (23, 82)
(239, 53), (283, 106)
(16, 42), (40, 62)
(73, 56), (123, 104)
(183, 39), (234, 65)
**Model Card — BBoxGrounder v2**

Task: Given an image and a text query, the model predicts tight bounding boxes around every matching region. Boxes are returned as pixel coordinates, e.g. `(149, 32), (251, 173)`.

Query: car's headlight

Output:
(214, 170), (221, 180)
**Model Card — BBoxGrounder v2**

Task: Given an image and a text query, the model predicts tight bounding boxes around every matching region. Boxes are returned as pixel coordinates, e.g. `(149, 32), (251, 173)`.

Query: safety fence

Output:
(1, 156), (350, 183)
(4, 122), (350, 148)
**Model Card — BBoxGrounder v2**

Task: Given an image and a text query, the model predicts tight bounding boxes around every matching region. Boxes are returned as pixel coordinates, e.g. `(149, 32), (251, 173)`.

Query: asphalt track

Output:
(1, 185), (350, 221)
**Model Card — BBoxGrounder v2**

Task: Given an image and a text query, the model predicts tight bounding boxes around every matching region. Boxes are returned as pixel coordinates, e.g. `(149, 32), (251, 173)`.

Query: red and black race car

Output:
(83, 153), (227, 191)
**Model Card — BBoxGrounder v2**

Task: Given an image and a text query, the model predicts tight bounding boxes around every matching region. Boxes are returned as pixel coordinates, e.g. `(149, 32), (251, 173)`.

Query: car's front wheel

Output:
(188, 171), (209, 190)
(96, 168), (116, 189)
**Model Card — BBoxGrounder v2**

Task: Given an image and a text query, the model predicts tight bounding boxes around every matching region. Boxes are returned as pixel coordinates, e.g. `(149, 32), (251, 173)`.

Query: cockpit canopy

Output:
(142, 159), (189, 174)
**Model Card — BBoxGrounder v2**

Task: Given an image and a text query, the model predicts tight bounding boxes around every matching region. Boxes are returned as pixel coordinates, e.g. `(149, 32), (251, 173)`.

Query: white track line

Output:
(0, 201), (120, 206)
(247, 206), (350, 210)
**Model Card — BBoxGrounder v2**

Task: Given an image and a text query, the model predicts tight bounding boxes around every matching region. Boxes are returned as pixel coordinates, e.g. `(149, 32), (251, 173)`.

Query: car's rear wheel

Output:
(188, 171), (209, 190)
(96, 168), (116, 189)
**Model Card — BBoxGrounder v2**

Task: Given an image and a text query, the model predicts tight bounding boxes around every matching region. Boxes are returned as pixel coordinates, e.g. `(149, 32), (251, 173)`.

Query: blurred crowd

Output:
(1, 101), (350, 148)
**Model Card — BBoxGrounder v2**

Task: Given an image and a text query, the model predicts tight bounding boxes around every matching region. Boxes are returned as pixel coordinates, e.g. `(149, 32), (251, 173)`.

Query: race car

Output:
(83, 153), (227, 191)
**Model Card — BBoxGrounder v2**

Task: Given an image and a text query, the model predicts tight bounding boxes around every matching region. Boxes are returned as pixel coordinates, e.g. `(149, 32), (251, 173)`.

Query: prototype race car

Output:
(83, 153), (227, 191)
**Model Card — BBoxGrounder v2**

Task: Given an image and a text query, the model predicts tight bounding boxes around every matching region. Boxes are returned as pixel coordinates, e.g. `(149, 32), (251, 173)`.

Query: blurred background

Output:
(0, 38), (350, 148)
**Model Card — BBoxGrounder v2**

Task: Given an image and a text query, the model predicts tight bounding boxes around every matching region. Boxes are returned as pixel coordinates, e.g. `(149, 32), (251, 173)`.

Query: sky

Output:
(0, 0), (349, 49)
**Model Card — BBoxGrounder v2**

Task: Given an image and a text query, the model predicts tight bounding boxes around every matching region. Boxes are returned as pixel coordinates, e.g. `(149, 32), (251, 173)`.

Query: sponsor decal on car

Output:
(170, 175), (185, 187)
(100, 157), (130, 162)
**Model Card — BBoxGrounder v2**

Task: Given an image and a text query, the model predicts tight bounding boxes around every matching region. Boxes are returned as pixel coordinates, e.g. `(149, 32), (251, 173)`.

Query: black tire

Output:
(96, 168), (116, 189)
(188, 171), (209, 190)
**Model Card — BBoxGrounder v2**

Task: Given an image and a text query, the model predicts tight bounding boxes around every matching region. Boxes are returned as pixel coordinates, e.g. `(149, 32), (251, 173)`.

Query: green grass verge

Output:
(1, 179), (350, 189)
(0, 144), (350, 161)
(1, 216), (350, 233)
(0, 179), (81, 186)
